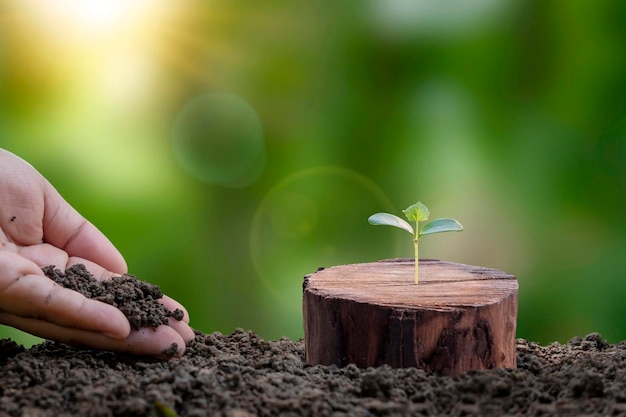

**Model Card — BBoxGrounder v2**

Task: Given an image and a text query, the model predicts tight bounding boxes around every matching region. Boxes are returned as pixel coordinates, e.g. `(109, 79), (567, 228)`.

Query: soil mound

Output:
(1, 332), (626, 416)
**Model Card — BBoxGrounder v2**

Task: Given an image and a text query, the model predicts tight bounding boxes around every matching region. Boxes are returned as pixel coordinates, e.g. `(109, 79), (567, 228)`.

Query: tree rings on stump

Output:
(302, 259), (518, 375)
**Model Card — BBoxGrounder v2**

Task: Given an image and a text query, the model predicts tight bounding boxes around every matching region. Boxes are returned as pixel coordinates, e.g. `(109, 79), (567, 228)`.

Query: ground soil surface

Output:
(1, 267), (625, 416)
(1, 332), (626, 416)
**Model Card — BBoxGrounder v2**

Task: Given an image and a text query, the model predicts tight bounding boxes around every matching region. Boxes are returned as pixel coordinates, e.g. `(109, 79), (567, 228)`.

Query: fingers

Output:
(166, 316), (195, 342)
(0, 313), (194, 357)
(121, 325), (191, 357)
(0, 250), (195, 357)
(3, 248), (192, 337)
(16, 245), (120, 281)
(42, 182), (127, 275)
(58, 257), (192, 329)
(160, 295), (191, 324)
(60, 259), (193, 331)
(0, 251), (130, 339)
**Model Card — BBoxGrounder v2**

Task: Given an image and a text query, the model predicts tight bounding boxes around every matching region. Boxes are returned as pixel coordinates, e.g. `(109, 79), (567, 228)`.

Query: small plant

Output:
(368, 201), (463, 284)
(154, 401), (179, 417)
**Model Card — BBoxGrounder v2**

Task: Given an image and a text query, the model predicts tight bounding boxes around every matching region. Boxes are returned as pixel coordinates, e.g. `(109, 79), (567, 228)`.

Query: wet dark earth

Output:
(1, 267), (625, 416)
(2, 332), (626, 416)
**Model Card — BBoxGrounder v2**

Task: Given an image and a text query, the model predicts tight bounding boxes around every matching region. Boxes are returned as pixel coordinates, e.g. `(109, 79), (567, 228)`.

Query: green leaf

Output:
(154, 401), (179, 417)
(419, 218), (463, 237)
(368, 213), (414, 235)
(402, 202), (430, 223)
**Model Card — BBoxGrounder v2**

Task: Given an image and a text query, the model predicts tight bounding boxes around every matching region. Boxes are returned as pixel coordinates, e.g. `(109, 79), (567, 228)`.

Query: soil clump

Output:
(42, 264), (184, 330)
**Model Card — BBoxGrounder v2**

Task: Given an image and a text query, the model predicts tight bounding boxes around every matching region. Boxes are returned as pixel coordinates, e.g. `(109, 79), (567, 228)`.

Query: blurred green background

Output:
(1, 0), (626, 347)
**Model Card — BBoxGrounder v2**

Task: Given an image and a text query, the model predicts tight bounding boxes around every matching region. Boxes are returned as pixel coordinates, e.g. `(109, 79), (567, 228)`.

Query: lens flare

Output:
(172, 92), (266, 187)
(250, 167), (401, 329)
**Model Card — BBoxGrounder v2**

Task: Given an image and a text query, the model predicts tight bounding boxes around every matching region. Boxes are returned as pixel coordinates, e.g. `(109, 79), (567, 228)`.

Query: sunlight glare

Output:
(22, 0), (173, 45)
(9, 0), (192, 107)
(75, 0), (138, 36)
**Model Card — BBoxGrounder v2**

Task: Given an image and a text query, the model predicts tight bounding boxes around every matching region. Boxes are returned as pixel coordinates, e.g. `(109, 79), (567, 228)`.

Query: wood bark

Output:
(303, 259), (518, 375)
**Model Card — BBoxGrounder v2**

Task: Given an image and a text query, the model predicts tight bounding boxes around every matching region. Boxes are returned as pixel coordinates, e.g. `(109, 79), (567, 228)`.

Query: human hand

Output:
(0, 148), (194, 357)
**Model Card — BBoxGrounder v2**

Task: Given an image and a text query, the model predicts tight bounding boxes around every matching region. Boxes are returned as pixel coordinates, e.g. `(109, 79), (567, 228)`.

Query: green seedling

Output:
(154, 401), (179, 417)
(368, 201), (463, 284)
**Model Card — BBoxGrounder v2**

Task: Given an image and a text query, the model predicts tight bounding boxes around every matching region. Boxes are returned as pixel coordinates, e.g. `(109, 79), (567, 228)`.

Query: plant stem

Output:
(413, 238), (419, 284)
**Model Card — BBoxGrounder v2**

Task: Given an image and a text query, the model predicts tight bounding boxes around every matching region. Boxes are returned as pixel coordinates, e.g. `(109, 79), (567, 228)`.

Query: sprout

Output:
(368, 202), (463, 284)
(154, 401), (179, 417)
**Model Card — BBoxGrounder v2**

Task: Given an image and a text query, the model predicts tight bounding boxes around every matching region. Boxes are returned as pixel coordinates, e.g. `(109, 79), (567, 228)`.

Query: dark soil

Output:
(1, 332), (626, 416)
(1, 266), (625, 416)
(42, 264), (184, 330)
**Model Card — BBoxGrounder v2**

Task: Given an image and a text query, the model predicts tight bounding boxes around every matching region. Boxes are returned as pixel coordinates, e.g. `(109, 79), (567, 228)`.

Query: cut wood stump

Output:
(302, 259), (518, 375)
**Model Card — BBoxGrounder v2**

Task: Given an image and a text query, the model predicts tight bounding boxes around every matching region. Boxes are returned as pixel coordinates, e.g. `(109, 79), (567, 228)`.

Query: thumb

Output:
(42, 182), (127, 275)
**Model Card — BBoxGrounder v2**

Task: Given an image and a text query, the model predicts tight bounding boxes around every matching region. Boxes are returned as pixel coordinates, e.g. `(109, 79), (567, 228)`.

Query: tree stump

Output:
(302, 259), (518, 375)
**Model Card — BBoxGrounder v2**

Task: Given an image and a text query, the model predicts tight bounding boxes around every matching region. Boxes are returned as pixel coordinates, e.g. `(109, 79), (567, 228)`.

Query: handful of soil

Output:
(42, 264), (184, 330)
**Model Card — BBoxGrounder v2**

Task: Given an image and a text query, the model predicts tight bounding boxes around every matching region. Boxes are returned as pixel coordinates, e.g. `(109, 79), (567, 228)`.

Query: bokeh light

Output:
(367, 0), (516, 40)
(172, 93), (265, 187)
(250, 167), (401, 337)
